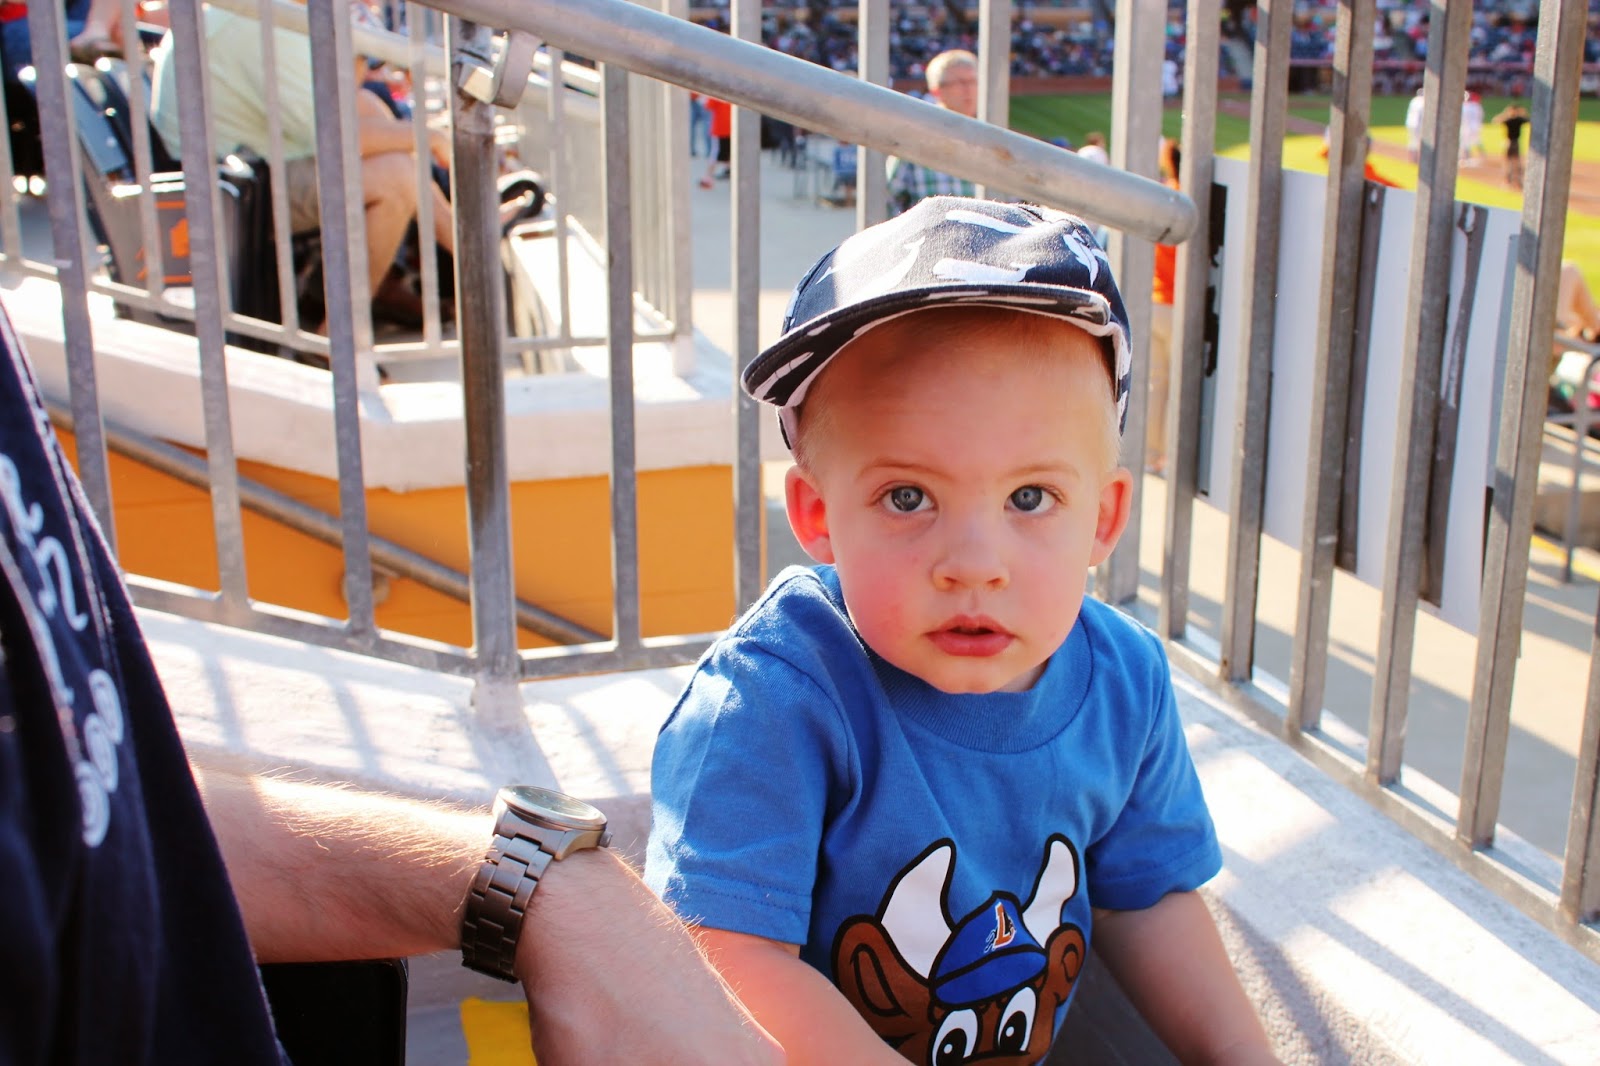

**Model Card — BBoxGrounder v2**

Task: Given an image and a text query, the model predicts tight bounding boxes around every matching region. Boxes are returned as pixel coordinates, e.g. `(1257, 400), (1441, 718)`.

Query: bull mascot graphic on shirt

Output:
(831, 835), (1086, 1065)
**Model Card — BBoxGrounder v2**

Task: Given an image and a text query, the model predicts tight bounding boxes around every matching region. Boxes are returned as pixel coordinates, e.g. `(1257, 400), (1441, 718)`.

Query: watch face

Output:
(499, 785), (606, 830)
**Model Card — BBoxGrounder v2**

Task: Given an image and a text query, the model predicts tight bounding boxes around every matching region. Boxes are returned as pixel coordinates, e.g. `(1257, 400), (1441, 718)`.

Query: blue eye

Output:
(1009, 486), (1051, 512)
(885, 486), (927, 512)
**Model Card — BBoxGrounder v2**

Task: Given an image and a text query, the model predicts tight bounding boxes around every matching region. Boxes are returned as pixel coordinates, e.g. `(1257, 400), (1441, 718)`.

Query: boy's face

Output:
(784, 311), (1132, 694)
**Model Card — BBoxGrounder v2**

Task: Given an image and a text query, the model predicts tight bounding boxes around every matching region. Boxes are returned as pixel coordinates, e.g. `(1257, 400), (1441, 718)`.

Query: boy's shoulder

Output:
(1073, 596), (1170, 688)
(732, 564), (849, 639)
(684, 564), (877, 715)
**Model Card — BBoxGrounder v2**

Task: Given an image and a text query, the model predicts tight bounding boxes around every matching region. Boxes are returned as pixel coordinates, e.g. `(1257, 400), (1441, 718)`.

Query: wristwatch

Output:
(460, 785), (611, 981)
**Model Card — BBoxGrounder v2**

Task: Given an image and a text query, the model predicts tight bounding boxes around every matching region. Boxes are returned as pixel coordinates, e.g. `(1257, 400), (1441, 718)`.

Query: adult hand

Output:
(515, 849), (784, 1066)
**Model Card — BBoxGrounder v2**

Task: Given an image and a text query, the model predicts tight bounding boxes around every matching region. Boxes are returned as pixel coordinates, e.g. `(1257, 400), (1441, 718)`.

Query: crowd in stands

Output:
(695, 2), (1598, 92)
(1278, 2), (1600, 70)
(711, 6), (1164, 82)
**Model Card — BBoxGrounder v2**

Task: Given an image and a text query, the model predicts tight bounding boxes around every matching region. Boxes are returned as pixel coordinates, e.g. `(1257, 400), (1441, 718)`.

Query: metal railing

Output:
(5, 0), (1597, 966)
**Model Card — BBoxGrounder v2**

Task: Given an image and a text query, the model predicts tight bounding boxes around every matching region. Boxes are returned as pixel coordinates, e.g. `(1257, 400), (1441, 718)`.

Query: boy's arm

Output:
(698, 928), (905, 1066)
(1092, 891), (1280, 1066)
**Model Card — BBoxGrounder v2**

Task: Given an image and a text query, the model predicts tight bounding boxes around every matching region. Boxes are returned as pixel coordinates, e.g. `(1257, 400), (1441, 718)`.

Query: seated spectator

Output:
(1, 0), (118, 86)
(148, 4), (461, 325)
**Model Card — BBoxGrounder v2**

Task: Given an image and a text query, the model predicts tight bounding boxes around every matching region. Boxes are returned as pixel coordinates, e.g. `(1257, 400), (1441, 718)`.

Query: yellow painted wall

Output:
(57, 430), (747, 649)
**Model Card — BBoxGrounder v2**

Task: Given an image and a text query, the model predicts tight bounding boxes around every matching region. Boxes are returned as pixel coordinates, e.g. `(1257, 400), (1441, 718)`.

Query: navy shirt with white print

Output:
(0, 307), (285, 1064)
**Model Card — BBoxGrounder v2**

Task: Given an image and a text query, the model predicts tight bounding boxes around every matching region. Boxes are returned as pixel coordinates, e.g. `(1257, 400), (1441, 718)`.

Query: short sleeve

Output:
(1083, 633), (1221, 911)
(645, 639), (851, 947)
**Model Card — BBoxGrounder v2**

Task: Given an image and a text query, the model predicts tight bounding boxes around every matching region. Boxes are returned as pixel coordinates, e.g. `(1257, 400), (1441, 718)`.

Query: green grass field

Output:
(1009, 92), (1600, 293)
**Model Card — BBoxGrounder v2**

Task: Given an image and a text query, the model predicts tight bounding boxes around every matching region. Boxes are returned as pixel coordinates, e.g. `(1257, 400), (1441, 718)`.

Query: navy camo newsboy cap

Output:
(741, 195), (1132, 447)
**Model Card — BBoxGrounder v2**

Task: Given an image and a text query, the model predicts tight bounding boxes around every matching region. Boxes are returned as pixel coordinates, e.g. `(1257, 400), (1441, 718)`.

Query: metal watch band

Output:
(460, 828), (556, 982)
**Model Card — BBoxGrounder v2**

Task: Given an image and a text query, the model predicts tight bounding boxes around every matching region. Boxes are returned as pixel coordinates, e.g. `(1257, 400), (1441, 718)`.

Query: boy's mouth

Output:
(929, 616), (1013, 657)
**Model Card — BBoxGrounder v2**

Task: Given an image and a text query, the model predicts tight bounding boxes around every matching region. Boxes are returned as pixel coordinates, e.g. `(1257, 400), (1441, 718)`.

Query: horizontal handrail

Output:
(434, 0), (1197, 244)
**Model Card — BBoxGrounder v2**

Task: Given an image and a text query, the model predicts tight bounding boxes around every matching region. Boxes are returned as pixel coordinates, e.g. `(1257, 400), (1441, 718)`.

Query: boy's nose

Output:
(930, 523), (1009, 591)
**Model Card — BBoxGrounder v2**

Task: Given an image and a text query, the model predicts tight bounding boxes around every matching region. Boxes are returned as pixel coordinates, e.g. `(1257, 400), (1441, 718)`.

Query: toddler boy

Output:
(646, 197), (1275, 1065)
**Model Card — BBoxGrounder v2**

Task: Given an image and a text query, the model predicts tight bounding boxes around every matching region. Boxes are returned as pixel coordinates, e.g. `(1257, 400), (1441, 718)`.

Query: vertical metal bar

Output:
(646, 75), (670, 342)
(1565, 352), (1597, 584)
(454, 16), (521, 678)
(1100, 0), (1164, 606)
(731, 0), (762, 612)
(1218, 0), (1292, 681)
(119, 0), (166, 303)
(664, 0), (694, 362)
(1287, 0), (1374, 737)
(1369, 0), (1470, 785)
(1336, 184), (1385, 573)
(547, 47), (573, 348)
(1567, 589), (1600, 925)
(971, 0), (1010, 205)
(168, 0), (249, 609)
(254, 0), (300, 335)
(855, 0), (888, 229)
(1159, 0), (1218, 640)
(602, 62), (642, 649)
(316, 0), (377, 371)
(27, 1), (115, 542)
(410, 12), (443, 348)
(628, 75), (657, 327)
(1465, 0), (1585, 847)
(0, 70), (21, 267)
(306, 0), (377, 636)
(249, 0), (300, 334)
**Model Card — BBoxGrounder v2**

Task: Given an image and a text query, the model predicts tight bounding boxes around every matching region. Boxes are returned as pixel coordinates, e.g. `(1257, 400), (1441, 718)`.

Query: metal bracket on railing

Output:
(456, 29), (541, 109)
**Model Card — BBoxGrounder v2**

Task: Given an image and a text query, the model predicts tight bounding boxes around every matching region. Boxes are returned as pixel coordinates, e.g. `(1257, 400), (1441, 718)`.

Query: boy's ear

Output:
(1087, 466), (1134, 567)
(785, 465), (835, 564)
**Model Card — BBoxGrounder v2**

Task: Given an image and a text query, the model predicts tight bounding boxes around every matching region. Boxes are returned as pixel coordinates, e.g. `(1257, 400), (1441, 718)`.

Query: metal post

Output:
(25, 0), (115, 543)
(452, 16), (521, 684)
(973, 0), (1011, 205)
(1159, 0), (1220, 641)
(1100, 0), (1165, 606)
(306, 0), (378, 637)
(730, 0), (764, 613)
(664, 0), (695, 363)
(1218, 0), (1292, 682)
(1465, 0), (1585, 847)
(118, 0), (166, 307)
(167, 0), (251, 611)
(1369, 0), (1470, 785)
(1287, 0), (1375, 737)
(855, 0), (888, 228)
(408, 10), (444, 348)
(1567, 594), (1600, 924)
(601, 63), (643, 651)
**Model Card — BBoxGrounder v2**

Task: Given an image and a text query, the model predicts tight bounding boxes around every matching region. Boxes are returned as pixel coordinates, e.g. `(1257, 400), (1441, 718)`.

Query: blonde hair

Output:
(791, 306), (1121, 471)
(925, 49), (978, 92)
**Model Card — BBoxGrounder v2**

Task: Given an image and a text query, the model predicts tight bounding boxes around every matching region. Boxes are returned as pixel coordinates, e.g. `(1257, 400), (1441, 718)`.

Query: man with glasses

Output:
(886, 49), (980, 215)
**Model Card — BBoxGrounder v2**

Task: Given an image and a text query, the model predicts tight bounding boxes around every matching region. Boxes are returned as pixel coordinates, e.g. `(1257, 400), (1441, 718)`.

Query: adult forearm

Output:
(192, 765), (482, 963)
(193, 767), (784, 1064)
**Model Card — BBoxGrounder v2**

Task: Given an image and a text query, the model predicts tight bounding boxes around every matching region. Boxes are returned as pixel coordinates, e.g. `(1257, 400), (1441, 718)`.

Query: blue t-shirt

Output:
(0, 310), (286, 1064)
(647, 566), (1220, 1066)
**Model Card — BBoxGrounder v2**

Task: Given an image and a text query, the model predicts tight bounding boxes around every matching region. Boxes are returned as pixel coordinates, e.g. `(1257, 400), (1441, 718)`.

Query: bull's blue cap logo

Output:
(928, 896), (1045, 1008)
